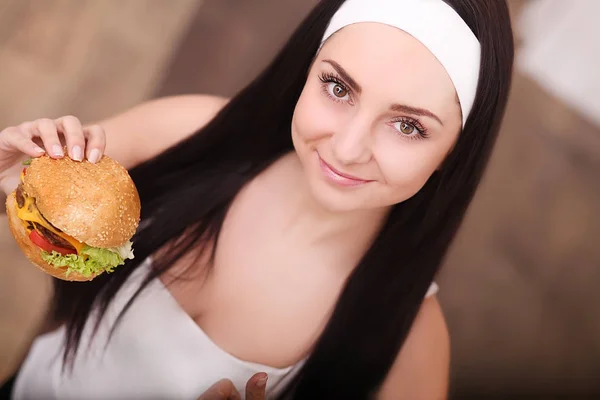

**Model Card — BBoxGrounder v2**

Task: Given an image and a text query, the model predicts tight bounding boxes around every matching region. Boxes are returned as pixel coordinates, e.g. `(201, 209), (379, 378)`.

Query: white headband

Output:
(320, 0), (481, 127)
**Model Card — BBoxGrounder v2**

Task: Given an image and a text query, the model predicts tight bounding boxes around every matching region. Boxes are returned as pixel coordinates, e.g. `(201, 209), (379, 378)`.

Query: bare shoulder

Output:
(100, 94), (229, 169)
(377, 296), (450, 400)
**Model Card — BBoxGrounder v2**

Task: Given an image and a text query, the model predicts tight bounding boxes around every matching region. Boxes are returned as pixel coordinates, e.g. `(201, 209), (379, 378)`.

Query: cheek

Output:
(375, 140), (450, 196)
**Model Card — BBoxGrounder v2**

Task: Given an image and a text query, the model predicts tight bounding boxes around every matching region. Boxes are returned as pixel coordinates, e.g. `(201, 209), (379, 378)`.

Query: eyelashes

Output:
(317, 72), (429, 141)
(390, 117), (429, 140)
(318, 72), (351, 103)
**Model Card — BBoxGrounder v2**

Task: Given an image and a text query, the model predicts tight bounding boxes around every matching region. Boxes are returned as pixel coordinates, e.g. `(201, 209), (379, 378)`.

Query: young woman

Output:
(0, 0), (514, 398)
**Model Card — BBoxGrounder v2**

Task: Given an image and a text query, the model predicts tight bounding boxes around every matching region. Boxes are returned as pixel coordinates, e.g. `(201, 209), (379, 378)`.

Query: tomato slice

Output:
(29, 230), (76, 255)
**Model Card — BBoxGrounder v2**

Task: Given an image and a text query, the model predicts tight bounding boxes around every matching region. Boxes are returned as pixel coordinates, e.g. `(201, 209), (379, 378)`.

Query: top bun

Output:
(22, 153), (141, 248)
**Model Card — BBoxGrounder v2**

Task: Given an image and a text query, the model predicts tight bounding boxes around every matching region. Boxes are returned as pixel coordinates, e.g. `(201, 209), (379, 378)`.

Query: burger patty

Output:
(16, 183), (25, 208)
(33, 223), (76, 252)
(16, 183), (77, 252)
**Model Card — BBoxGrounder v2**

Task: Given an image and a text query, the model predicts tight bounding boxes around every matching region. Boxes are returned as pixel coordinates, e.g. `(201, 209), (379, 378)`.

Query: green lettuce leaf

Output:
(109, 241), (134, 260)
(40, 243), (132, 278)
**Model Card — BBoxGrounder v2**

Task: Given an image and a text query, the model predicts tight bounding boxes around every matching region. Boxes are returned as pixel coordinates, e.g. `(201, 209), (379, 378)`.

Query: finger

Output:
(82, 124), (106, 163)
(0, 127), (45, 157)
(31, 118), (64, 158)
(246, 373), (268, 400)
(197, 379), (239, 400)
(16, 122), (35, 140)
(56, 115), (85, 161)
(228, 386), (242, 400)
(19, 122), (48, 155)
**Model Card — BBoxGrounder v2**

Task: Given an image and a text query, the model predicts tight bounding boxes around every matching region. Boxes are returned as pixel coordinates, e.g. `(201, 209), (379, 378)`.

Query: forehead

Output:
(318, 22), (459, 120)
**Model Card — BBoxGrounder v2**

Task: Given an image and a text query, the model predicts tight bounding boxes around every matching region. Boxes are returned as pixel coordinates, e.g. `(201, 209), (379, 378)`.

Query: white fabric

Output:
(321, 0), (481, 126)
(12, 260), (438, 399)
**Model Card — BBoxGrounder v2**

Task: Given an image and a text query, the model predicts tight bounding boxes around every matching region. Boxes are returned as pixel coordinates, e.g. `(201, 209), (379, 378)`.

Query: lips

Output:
(317, 153), (372, 187)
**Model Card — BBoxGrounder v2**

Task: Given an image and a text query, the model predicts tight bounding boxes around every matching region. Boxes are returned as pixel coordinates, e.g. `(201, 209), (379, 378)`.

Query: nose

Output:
(330, 114), (373, 165)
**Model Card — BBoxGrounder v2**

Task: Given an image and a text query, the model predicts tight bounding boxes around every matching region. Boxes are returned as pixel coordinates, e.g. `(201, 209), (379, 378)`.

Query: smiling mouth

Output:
(317, 152), (372, 187)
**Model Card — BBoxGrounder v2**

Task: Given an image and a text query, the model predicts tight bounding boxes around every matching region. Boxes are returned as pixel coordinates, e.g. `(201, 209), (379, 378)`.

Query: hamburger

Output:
(5, 153), (141, 281)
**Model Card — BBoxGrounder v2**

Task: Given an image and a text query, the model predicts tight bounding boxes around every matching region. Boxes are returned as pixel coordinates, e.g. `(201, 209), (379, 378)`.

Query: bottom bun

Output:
(5, 192), (101, 282)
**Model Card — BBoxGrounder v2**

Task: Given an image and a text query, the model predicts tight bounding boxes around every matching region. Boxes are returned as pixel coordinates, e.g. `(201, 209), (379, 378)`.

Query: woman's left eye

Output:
(397, 121), (416, 135)
(391, 120), (428, 140)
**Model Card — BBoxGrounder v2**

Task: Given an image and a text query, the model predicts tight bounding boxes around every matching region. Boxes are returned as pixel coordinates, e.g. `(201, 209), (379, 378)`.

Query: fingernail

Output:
(52, 144), (64, 157)
(71, 145), (83, 161)
(257, 376), (268, 387)
(34, 146), (45, 154)
(88, 149), (101, 164)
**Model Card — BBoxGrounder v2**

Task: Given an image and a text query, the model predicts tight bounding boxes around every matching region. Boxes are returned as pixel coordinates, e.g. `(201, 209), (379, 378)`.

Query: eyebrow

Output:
(323, 59), (362, 94)
(322, 59), (444, 127)
(390, 104), (444, 126)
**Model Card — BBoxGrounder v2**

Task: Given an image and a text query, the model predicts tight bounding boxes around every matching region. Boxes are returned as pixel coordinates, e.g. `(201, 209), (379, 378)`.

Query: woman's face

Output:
(291, 22), (463, 213)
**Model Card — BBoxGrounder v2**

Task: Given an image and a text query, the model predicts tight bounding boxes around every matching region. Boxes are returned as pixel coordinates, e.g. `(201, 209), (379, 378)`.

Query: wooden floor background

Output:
(1, 1), (599, 398)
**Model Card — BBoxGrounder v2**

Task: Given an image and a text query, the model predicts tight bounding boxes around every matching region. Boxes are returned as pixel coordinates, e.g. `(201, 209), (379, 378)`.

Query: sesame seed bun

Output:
(22, 154), (141, 248)
(5, 192), (98, 281)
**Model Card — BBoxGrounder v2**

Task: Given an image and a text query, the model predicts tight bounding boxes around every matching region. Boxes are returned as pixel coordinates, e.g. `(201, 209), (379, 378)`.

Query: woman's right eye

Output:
(322, 81), (351, 103)
(329, 83), (349, 99)
(319, 73), (351, 103)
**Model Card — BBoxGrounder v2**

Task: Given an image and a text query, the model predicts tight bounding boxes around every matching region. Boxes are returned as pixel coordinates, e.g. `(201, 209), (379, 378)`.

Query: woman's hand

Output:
(0, 116), (106, 195)
(197, 373), (268, 400)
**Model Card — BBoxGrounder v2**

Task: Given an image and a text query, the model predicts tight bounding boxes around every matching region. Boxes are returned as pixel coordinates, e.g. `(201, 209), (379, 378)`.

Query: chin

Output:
(295, 150), (369, 213)
(305, 173), (418, 214)
(303, 172), (380, 214)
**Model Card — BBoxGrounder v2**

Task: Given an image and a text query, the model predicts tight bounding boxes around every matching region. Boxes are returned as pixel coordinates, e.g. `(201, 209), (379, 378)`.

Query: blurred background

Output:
(1, 0), (598, 398)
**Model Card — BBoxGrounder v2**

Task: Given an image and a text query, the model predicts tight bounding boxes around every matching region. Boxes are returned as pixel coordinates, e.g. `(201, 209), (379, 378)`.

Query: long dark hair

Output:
(52, 0), (514, 398)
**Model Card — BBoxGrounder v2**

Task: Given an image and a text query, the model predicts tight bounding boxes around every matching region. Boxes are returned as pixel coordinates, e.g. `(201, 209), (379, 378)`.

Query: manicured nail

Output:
(71, 145), (83, 161)
(88, 149), (101, 164)
(257, 376), (268, 387)
(34, 146), (45, 154)
(52, 144), (64, 157)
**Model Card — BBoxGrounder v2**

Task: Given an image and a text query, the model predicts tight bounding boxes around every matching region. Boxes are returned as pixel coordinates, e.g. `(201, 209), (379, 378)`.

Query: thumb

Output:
(197, 379), (241, 400)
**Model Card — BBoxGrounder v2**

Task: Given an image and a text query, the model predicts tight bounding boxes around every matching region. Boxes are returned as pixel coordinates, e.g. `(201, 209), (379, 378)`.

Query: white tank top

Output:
(12, 259), (439, 399)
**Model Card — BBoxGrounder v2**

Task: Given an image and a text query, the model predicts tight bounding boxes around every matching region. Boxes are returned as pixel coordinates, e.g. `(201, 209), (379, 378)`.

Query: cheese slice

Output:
(17, 195), (85, 253)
